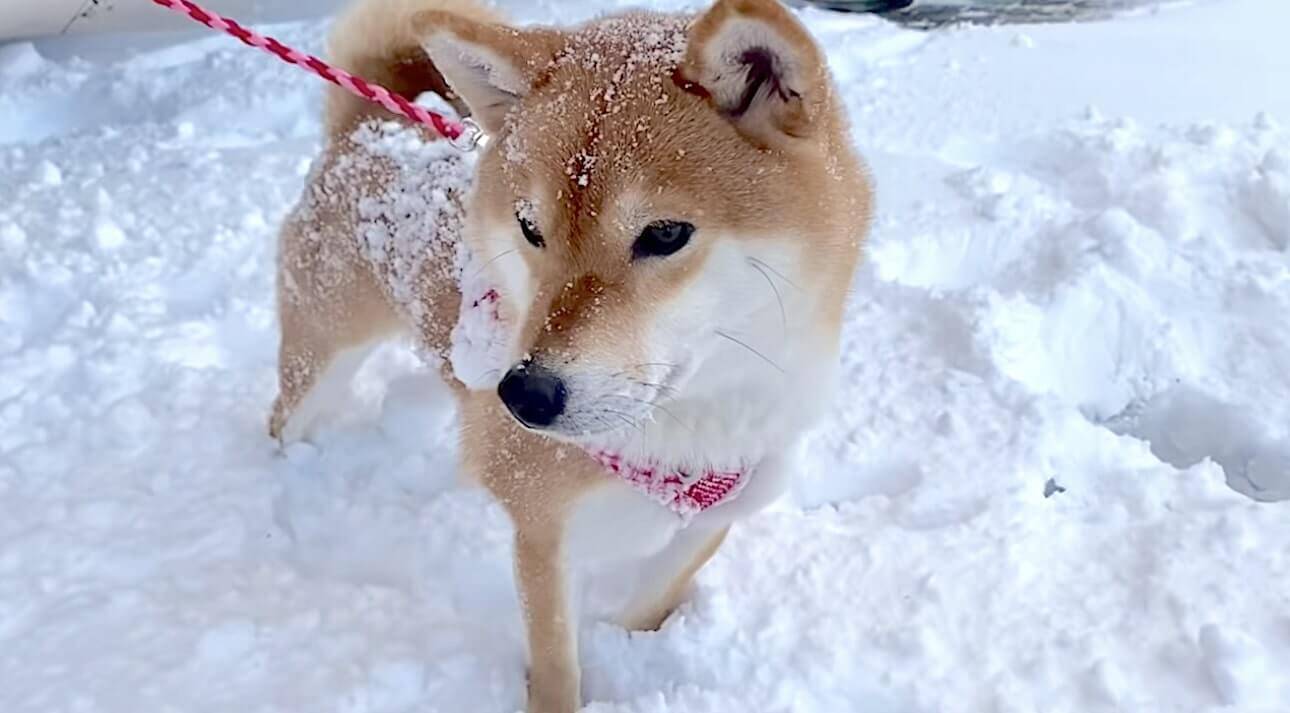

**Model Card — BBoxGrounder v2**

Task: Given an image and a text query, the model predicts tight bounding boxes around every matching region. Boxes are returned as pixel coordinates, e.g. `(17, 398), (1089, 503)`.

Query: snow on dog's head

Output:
(419, 0), (871, 440)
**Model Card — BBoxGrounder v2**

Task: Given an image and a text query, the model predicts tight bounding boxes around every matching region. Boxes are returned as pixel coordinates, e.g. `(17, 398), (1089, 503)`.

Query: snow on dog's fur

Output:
(269, 0), (871, 710)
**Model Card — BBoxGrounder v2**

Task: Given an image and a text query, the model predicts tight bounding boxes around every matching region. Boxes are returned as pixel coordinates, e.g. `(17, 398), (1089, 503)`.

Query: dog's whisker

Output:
(471, 248), (520, 279)
(602, 407), (644, 435)
(609, 364), (672, 379)
(626, 362), (679, 377)
(623, 376), (677, 393)
(747, 258), (787, 336)
(584, 402), (642, 440)
(629, 380), (678, 396)
(747, 256), (799, 290)
(714, 329), (786, 375)
(606, 393), (693, 434)
(589, 412), (620, 437)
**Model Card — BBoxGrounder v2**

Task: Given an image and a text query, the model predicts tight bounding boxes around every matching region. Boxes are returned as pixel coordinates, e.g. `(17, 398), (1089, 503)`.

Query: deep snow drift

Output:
(1, 1), (1288, 712)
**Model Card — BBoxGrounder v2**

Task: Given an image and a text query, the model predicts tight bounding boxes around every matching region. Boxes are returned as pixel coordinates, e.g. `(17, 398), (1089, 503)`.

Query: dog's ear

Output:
(415, 12), (560, 134)
(680, 0), (829, 147)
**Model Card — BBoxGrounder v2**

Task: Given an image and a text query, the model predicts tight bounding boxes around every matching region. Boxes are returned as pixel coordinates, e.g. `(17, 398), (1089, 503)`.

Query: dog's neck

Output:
(575, 345), (833, 518)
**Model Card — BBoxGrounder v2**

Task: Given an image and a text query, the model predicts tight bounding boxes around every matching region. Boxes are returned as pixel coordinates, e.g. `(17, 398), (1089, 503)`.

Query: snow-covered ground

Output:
(2, 0), (1289, 711)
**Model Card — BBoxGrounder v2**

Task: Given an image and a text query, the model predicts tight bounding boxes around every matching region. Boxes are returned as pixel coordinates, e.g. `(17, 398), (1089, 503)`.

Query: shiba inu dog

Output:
(269, 0), (871, 709)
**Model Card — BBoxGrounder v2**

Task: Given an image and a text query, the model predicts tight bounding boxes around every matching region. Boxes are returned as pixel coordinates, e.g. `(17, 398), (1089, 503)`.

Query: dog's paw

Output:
(268, 395), (307, 446)
(268, 397), (287, 442)
(525, 667), (581, 713)
(619, 605), (676, 633)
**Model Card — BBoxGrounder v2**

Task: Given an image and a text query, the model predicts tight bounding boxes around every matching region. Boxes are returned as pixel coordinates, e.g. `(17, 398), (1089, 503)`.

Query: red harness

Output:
(588, 450), (748, 520)
(149, 0), (480, 148)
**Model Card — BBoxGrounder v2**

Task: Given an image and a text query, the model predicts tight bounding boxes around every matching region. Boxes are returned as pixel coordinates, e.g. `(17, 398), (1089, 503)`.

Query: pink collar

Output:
(450, 277), (750, 520)
(585, 450), (749, 520)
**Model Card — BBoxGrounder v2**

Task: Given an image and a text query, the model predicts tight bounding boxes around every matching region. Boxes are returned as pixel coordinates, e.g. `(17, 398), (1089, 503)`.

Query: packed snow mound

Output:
(851, 115), (1290, 499)
(1, 1), (1288, 712)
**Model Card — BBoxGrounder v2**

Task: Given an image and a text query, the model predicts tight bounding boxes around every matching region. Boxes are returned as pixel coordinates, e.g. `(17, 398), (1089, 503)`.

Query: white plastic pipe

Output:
(0, 0), (345, 42)
(0, 0), (87, 40)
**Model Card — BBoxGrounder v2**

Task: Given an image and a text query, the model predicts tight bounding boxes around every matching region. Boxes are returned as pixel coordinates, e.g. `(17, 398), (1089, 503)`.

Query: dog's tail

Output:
(324, 0), (502, 137)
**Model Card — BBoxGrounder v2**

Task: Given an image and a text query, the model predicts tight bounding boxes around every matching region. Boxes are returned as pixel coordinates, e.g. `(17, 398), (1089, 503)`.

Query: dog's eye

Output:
(632, 221), (694, 260)
(518, 214), (544, 248)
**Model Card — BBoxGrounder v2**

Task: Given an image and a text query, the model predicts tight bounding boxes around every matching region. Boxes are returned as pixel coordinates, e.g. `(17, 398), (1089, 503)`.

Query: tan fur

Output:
(272, 1), (871, 710)
(323, 0), (500, 135)
(617, 525), (731, 632)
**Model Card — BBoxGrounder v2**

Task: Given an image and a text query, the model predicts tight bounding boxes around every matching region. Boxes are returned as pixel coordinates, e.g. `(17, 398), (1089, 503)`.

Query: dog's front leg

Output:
(514, 527), (580, 713)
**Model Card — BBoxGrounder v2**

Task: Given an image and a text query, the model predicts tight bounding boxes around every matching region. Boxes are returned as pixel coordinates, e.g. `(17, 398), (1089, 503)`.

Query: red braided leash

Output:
(149, 0), (481, 149)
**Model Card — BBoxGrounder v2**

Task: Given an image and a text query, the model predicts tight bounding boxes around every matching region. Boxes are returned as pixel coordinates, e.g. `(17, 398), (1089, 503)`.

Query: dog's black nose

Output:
(497, 361), (567, 428)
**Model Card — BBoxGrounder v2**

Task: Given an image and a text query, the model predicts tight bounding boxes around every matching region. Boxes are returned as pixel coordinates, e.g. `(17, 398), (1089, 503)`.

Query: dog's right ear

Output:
(415, 11), (560, 134)
(680, 0), (830, 147)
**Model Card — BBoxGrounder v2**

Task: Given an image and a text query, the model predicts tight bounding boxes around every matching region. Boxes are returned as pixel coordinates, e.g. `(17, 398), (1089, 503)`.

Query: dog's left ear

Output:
(680, 0), (829, 147)
(415, 11), (562, 134)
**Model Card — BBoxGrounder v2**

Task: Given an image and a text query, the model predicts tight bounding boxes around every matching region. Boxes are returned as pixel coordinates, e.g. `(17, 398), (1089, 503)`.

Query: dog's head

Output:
(419, 0), (870, 440)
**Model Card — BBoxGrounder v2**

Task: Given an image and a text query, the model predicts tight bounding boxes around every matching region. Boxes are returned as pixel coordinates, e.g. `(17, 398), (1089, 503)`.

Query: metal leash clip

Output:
(450, 118), (488, 152)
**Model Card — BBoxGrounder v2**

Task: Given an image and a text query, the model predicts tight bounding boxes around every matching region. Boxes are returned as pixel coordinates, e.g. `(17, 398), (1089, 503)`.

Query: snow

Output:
(0, 42), (47, 78)
(1, 1), (1289, 712)
(345, 120), (472, 331)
